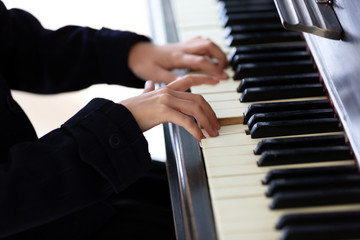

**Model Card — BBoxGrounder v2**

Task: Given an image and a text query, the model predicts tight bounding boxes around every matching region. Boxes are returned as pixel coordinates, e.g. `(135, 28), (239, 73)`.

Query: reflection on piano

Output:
(149, 0), (360, 239)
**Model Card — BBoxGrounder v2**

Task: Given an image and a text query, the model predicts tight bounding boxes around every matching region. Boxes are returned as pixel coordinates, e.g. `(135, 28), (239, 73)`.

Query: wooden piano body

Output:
(149, 0), (360, 239)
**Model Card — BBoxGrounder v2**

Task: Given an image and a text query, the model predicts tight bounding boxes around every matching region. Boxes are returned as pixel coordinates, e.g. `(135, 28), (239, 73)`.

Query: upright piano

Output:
(148, 0), (360, 239)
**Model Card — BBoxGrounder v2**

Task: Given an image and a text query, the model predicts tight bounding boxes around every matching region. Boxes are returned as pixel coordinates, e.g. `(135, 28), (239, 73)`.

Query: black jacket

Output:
(0, 1), (153, 239)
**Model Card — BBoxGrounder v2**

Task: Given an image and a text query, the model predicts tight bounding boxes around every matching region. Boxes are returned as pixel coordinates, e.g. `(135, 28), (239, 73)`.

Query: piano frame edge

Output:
(148, 0), (217, 239)
(303, 0), (360, 166)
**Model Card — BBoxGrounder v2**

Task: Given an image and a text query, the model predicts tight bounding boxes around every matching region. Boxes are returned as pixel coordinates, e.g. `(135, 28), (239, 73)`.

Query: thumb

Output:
(143, 80), (155, 93)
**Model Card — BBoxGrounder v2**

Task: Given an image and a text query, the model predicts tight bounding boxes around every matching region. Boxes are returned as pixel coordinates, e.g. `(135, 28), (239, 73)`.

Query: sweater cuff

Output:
(95, 28), (151, 88)
(62, 98), (153, 193)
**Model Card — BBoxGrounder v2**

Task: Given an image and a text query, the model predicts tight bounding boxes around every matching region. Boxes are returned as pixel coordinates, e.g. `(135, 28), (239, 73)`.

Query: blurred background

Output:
(3, 0), (166, 161)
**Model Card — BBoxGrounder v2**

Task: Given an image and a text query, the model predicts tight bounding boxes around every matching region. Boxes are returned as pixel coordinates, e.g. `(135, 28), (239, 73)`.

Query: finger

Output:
(147, 65), (180, 84)
(184, 37), (228, 69)
(177, 54), (228, 79)
(167, 95), (219, 138)
(164, 108), (206, 141)
(167, 74), (219, 92)
(143, 80), (155, 93)
(164, 89), (220, 130)
(156, 88), (219, 137)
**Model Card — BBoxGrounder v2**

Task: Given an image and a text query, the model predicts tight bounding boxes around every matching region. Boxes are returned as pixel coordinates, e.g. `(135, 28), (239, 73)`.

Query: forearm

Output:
(0, 98), (152, 237)
(0, 2), (150, 93)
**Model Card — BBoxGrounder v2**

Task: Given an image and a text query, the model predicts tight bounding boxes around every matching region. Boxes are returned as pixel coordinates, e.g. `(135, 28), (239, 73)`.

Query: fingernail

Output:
(145, 80), (152, 89)
(212, 76), (220, 82)
(221, 72), (229, 78)
(213, 128), (219, 136)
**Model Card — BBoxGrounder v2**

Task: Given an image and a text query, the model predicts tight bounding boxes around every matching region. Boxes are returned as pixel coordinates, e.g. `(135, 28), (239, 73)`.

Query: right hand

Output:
(128, 37), (228, 84)
(119, 74), (221, 141)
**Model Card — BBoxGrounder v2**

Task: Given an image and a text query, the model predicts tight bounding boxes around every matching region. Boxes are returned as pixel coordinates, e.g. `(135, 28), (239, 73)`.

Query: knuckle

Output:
(157, 104), (169, 115)
(193, 103), (202, 112)
(183, 117), (195, 127)
(159, 93), (172, 103)
(188, 101), (203, 114)
(196, 56), (208, 65)
(184, 75), (195, 83)
(157, 89), (172, 103)
(204, 38), (213, 46)
(158, 87), (171, 94)
(171, 51), (181, 59)
(194, 93), (206, 103)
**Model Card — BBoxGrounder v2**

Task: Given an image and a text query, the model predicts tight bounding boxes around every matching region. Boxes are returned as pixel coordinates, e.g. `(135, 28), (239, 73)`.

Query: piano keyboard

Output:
(171, 0), (359, 239)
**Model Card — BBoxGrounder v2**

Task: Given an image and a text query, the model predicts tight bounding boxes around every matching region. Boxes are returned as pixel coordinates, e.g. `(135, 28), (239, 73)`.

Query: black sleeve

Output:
(0, 98), (153, 238)
(0, 1), (150, 93)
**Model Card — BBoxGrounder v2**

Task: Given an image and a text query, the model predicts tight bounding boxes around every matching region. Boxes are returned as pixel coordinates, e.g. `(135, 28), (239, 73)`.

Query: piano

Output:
(148, 0), (360, 239)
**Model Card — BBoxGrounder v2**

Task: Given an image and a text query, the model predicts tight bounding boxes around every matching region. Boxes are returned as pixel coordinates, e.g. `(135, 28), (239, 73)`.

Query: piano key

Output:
(262, 164), (358, 185)
(238, 73), (318, 91)
(205, 155), (354, 178)
(207, 165), (357, 194)
(220, 5), (276, 16)
(244, 99), (331, 123)
(276, 210), (360, 229)
(228, 43), (307, 64)
(226, 31), (303, 46)
(219, 0), (275, 10)
(257, 146), (353, 167)
(224, 23), (284, 38)
(234, 60), (316, 80)
(221, 12), (280, 27)
(247, 108), (335, 130)
(211, 195), (360, 236)
(233, 51), (311, 69)
(250, 118), (341, 138)
(202, 123), (343, 150)
(240, 83), (324, 102)
(270, 188), (360, 209)
(266, 173), (360, 197)
(254, 134), (347, 155)
(280, 222), (360, 240)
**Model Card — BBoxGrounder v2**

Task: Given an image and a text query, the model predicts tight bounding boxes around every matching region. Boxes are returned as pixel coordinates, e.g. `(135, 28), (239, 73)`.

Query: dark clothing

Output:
(0, 1), (174, 239)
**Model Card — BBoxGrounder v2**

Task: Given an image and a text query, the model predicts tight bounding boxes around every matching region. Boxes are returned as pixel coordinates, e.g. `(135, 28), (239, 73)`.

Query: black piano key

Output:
(226, 31), (302, 46)
(280, 222), (360, 240)
(220, 0), (275, 9)
(237, 73), (318, 91)
(266, 173), (360, 197)
(277, 211), (360, 230)
(250, 118), (341, 139)
(254, 134), (346, 155)
(228, 43), (307, 64)
(233, 51), (311, 69)
(243, 99), (331, 124)
(257, 146), (352, 167)
(224, 23), (284, 38)
(221, 5), (276, 16)
(234, 60), (315, 80)
(247, 109), (335, 130)
(221, 12), (280, 27)
(240, 83), (324, 102)
(270, 188), (360, 209)
(219, 0), (273, 3)
(262, 165), (358, 185)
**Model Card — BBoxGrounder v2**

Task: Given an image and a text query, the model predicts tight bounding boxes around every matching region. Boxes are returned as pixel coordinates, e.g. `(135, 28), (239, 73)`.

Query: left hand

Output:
(119, 74), (220, 141)
(128, 36), (228, 84)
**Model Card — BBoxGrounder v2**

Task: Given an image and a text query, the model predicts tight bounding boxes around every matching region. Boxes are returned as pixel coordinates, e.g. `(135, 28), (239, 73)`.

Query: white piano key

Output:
(205, 160), (355, 178)
(190, 71), (238, 95)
